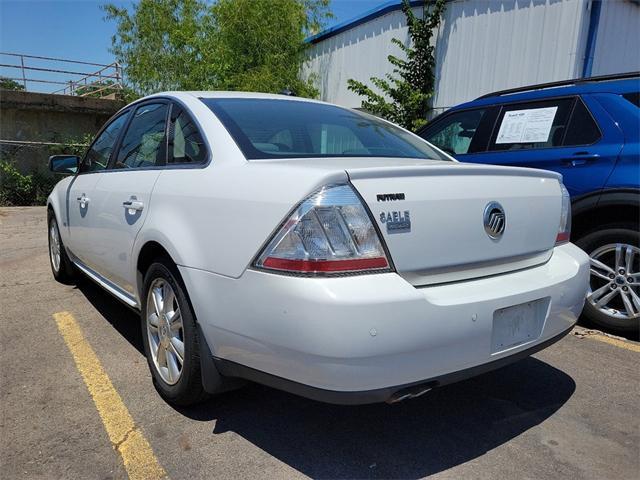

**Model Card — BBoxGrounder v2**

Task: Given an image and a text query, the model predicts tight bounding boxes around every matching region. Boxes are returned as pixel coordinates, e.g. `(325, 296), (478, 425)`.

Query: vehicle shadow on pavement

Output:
(183, 355), (575, 478)
(76, 280), (145, 355)
(76, 279), (576, 479)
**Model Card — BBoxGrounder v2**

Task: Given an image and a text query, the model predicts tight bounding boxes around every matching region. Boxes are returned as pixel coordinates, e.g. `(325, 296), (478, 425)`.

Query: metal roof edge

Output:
(305, 0), (424, 44)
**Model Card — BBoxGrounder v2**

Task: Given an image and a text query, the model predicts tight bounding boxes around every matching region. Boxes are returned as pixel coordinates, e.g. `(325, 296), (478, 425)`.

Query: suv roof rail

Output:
(476, 71), (640, 100)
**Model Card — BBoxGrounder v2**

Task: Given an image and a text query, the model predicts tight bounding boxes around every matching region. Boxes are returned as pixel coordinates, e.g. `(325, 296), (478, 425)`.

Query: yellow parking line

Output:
(585, 332), (640, 353)
(53, 311), (167, 480)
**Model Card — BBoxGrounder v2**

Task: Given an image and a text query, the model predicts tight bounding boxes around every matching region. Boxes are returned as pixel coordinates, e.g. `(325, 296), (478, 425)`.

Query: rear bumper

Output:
(180, 243), (589, 403)
(213, 324), (574, 405)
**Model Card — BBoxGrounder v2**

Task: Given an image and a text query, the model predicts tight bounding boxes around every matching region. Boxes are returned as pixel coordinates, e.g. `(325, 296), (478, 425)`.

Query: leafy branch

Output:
(347, 0), (446, 131)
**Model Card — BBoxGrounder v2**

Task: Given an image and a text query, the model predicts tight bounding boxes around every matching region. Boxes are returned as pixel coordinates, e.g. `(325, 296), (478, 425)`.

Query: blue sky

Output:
(0, 0), (384, 92)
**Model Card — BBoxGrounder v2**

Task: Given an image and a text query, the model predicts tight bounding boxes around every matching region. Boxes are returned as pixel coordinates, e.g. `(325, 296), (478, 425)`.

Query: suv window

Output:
(169, 105), (207, 164)
(488, 98), (574, 151)
(421, 109), (490, 155)
(622, 92), (640, 108)
(114, 103), (168, 169)
(563, 98), (601, 146)
(81, 112), (129, 173)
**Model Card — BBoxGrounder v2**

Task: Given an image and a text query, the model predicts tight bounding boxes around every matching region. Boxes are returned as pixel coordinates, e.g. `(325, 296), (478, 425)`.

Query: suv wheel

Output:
(576, 224), (640, 333)
(141, 258), (209, 405)
(47, 211), (76, 284)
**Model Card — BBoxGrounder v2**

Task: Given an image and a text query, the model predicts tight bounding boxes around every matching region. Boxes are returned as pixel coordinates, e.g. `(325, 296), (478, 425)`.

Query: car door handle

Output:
(561, 153), (600, 166)
(76, 195), (90, 204)
(123, 200), (144, 211)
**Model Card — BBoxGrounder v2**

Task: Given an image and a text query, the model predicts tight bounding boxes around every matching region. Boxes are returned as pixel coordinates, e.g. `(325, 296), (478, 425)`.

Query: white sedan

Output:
(47, 92), (589, 405)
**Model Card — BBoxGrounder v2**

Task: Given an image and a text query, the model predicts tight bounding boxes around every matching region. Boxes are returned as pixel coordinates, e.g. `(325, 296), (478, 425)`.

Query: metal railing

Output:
(0, 52), (122, 98)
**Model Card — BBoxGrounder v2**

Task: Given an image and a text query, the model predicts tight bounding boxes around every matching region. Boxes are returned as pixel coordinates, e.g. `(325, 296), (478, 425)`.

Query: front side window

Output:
(488, 98), (574, 151)
(81, 112), (129, 173)
(202, 98), (449, 161)
(421, 109), (489, 155)
(114, 103), (168, 169)
(169, 105), (207, 164)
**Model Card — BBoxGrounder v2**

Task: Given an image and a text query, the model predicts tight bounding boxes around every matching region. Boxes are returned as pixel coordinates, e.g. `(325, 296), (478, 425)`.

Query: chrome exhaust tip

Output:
(386, 383), (435, 404)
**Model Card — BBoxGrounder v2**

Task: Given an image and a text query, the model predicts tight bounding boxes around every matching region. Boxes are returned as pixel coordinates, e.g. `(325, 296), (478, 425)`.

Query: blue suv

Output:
(419, 73), (639, 333)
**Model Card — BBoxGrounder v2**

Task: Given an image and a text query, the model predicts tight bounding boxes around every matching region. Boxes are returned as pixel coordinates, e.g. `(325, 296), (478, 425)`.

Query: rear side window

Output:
(563, 98), (601, 146)
(114, 103), (168, 169)
(488, 98), (574, 151)
(420, 108), (497, 155)
(169, 105), (207, 164)
(622, 92), (640, 108)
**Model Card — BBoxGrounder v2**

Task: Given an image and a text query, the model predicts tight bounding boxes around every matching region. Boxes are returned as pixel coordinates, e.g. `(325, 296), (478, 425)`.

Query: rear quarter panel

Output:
(132, 162), (349, 284)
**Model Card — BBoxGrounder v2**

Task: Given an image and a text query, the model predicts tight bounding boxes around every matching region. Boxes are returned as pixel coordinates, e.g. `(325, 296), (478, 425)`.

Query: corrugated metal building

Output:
(304, 0), (640, 114)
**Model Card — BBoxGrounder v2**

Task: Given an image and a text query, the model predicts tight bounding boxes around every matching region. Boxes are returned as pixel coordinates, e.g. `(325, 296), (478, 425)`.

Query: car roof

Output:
(454, 76), (640, 111)
(154, 91), (328, 104)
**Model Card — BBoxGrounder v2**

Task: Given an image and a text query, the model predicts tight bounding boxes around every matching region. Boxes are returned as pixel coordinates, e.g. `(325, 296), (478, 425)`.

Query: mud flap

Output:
(196, 323), (245, 394)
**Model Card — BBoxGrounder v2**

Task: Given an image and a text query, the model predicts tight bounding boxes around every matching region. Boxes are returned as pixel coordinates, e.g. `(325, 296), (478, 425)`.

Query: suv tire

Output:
(575, 224), (640, 333)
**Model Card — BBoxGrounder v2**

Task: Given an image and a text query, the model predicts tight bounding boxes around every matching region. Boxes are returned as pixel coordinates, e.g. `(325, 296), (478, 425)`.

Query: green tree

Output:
(0, 77), (25, 91)
(210, 0), (327, 96)
(347, 0), (446, 131)
(102, 0), (331, 97)
(103, 0), (211, 94)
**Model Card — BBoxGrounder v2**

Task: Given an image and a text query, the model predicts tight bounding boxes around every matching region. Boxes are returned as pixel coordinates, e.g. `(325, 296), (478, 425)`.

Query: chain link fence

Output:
(0, 138), (89, 206)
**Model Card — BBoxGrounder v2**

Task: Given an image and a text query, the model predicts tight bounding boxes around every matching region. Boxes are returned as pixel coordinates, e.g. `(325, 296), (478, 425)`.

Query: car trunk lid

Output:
(347, 163), (563, 285)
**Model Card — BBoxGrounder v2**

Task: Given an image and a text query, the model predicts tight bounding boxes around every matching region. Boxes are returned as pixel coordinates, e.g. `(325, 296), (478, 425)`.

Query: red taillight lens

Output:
(555, 182), (571, 245)
(262, 257), (389, 272)
(255, 184), (391, 275)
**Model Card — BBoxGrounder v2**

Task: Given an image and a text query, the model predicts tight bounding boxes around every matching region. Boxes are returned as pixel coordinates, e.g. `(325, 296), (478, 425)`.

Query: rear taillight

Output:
(254, 184), (391, 274)
(556, 182), (571, 245)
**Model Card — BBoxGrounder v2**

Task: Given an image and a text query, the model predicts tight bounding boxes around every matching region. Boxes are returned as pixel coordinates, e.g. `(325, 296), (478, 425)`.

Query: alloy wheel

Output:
(49, 221), (61, 273)
(588, 243), (640, 321)
(146, 278), (185, 385)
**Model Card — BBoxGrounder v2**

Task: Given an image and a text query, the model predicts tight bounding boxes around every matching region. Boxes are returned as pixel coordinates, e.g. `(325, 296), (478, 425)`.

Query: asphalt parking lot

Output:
(1, 206), (638, 480)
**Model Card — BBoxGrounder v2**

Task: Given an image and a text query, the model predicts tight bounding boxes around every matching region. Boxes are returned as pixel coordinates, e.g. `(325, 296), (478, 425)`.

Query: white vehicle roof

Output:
(152, 90), (326, 104)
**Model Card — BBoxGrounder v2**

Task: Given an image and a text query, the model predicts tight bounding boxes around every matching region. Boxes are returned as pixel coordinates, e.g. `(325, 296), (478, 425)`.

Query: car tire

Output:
(140, 258), (210, 406)
(47, 211), (76, 284)
(575, 224), (640, 333)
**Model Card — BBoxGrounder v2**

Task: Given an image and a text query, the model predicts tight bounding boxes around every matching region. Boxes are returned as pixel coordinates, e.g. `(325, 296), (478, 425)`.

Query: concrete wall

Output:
(0, 90), (124, 173)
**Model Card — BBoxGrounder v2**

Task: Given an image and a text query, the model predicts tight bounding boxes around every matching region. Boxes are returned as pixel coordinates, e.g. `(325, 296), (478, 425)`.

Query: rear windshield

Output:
(201, 98), (449, 161)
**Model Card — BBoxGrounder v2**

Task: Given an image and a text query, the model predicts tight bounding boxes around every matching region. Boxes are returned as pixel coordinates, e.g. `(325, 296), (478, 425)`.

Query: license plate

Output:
(491, 298), (548, 353)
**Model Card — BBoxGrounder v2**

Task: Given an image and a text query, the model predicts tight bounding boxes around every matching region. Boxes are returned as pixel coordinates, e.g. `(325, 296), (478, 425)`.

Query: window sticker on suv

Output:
(496, 106), (558, 144)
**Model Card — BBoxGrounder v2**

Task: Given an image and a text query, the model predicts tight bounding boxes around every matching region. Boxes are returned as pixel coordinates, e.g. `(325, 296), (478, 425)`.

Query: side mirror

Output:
(49, 155), (80, 175)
